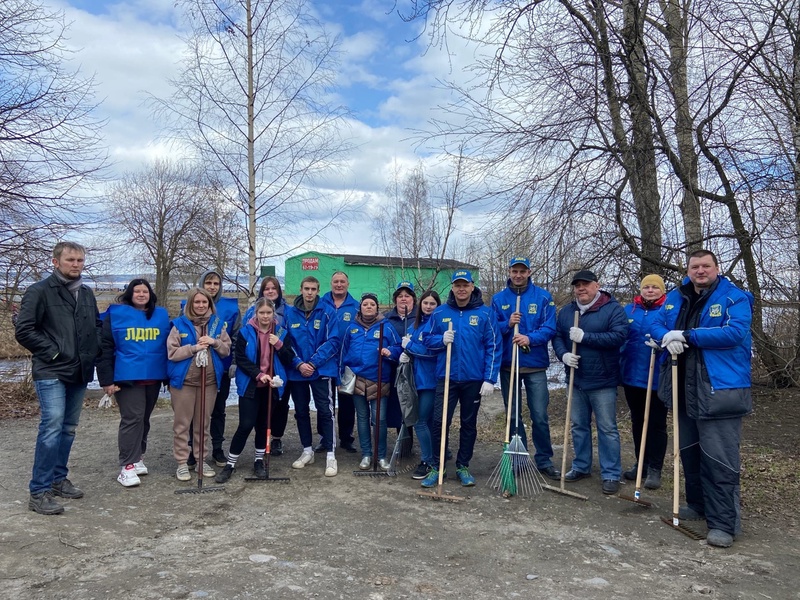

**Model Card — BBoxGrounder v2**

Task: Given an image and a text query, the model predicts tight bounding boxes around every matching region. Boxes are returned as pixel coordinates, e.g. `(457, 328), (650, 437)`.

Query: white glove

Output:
(443, 329), (455, 345)
(661, 330), (687, 355)
(98, 393), (114, 408)
(228, 364), (237, 378)
(562, 352), (580, 369)
(480, 382), (495, 396)
(195, 348), (209, 367)
(644, 337), (661, 350)
(270, 375), (284, 388)
(666, 341), (686, 355)
(399, 352), (411, 364)
(401, 334), (411, 349)
(569, 327), (584, 343)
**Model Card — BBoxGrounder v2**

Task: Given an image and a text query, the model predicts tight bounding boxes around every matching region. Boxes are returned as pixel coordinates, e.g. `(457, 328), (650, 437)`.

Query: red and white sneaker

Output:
(117, 464), (141, 487)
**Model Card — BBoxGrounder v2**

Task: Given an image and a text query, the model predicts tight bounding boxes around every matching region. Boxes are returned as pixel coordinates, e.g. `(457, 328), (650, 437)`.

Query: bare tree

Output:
(154, 0), (351, 297)
(0, 0), (107, 255)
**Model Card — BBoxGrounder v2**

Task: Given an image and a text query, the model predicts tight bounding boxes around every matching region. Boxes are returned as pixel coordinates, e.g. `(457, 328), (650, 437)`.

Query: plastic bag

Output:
(98, 393), (115, 409)
(338, 366), (356, 394)
(395, 360), (418, 426)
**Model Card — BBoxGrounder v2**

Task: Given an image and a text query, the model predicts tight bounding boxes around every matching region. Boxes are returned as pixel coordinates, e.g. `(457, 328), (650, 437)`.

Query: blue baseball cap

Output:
(451, 270), (474, 283)
(395, 281), (415, 293)
(509, 257), (531, 268)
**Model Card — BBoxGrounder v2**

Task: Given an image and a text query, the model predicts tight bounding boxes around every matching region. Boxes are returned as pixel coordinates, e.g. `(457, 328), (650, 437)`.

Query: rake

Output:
(543, 310), (588, 501)
(419, 322), (464, 502)
(354, 321), (390, 478)
(387, 423), (414, 476)
(176, 325), (225, 495)
(661, 354), (705, 540)
(618, 348), (656, 507)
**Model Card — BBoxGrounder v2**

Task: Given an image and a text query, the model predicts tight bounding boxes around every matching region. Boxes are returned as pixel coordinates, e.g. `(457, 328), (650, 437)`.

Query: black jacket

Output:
(15, 273), (101, 383)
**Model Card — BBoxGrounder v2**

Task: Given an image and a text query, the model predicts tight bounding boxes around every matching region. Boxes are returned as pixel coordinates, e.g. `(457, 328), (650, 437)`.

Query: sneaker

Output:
(679, 505), (706, 520)
(456, 466), (476, 487)
(421, 468), (443, 488)
(28, 490), (64, 515)
(644, 468), (662, 490)
(313, 443), (326, 454)
(117, 465), (141, 487)
(201, 463), (215, 477)
(51, 478), (84, 499)
(292, 450), (315, 469)
(253, 460), (267, 479)
(537, 465), (561, 481)
(212, 448), (227, 467)
(215, 464), (234, 483)
(271, 439), (284, 456)
(325, 457), (338, 477)
(187, 453), (197, 470)
(359, 456), (372, 470)
(623, 462), (639, 481)
(378, 458), (391, 471)
(564, 469), (591, 482)
(602, 479), (620, 495)
(176, 464), (191, 481)
(133, 460), (148, 476)
(411, 462), (431, 480)
(707, 529), (734, 548)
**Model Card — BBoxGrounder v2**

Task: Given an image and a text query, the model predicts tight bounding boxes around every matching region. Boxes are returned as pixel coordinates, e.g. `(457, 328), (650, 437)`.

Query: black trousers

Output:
(623, 385), (668, 471)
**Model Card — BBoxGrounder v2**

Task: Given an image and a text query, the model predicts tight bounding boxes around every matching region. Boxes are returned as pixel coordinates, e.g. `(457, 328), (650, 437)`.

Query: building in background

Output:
(284, 252), (479, 304)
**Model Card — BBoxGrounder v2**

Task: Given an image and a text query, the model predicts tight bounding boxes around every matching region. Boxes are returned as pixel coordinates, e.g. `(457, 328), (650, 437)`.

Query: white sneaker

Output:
(118, 465), (141, 487)
(292, 450), (315, 469)
(325, 457), (338, 477)
(379, 458), (391, 471)
(359, 456), (372, 470)
(201, 463), (215, 477)
(176, 464), (191, 481)
(133, 460), (148, 475)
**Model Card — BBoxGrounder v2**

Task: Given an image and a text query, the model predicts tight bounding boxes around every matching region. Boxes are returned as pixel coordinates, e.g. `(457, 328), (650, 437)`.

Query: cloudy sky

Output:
(50, 0), (484, 263)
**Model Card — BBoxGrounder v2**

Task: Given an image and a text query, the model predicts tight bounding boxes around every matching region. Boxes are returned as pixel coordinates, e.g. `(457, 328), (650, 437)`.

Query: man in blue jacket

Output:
(285, 276), (342, 477)
(491, 257), (559, 481)
(421, 270), (501, 487)
(552, 270), (628, 495)
(651, 250), (752, 548)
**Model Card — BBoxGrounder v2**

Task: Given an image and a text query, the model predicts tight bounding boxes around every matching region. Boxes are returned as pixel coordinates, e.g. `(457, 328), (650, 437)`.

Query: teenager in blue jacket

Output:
(491, 257), (559, 481)
(651, 250), (752, 548)
(341, 293), (400, 469)
(399, 290), (441, 479)
(421, 270), (501, 487)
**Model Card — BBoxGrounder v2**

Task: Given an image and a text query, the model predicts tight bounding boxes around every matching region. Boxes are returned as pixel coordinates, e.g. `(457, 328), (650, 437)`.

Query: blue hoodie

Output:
(422, 288), (501, 384)
(491, 279), (556, 369)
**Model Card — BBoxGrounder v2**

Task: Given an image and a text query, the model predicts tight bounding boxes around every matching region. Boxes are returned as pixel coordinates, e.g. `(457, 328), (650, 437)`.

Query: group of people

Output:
(15, 243), (752, 549)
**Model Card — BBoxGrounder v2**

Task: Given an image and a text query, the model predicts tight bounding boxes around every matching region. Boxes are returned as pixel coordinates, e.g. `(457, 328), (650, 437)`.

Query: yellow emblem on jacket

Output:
(469, 315), (479, 326)
(314, 319), (321, 329)
(528, 304), (537, 314)
(709, 304), (722, 318)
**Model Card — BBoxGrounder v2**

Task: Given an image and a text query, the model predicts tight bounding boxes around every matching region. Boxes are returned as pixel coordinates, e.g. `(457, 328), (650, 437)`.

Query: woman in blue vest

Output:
(215, 298), (293, 482)
(97, 279), (170, 487)
(167, 288), (231, 481)
(399, 290), (441, 480)
(341, 293), (401, 470)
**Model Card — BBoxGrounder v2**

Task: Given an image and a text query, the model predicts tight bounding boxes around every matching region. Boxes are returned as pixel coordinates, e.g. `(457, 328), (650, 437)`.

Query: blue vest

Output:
(109, 304), (169, 382)
(167, 315), (225, 389)
(182, 296), (240, 369)
(235, 323), (288, 397)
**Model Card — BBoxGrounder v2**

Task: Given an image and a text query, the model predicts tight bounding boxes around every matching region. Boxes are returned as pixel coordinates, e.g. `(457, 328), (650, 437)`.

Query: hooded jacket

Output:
(403, 312), (438, 391)
(620, 294), (666, 389)
(553, 291), (628, 391)
(188, 269), (240, 370)
(284, 295), (342, 380)
(422, 287), (501, 384)
(341, 314), (400, 383)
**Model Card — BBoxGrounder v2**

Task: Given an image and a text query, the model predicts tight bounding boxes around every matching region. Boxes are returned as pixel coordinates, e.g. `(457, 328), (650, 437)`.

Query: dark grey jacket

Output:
(15, 273), (101, 383)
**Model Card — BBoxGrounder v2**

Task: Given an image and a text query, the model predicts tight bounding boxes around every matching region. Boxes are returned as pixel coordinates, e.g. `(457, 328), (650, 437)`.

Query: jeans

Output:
(30, 379), (87, 494)
(415, 389), (435, 465)
(431, 380), (481, 468)
(570, 386), (621, 480)
(353, 394), (387, 459)
(499, 369), (555, 469)
(290, 378), (335, 451)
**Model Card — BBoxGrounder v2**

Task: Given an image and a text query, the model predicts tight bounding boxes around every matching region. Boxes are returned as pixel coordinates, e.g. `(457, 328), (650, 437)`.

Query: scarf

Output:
(576, 291), (601, 315)
(52, 269), (83, 300)
(356, 311), (379, 328)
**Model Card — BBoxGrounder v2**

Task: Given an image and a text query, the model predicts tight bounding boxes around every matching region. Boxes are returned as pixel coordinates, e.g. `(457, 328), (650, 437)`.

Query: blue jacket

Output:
(234, 320), (290, 399)
(341, 316), (400, 383)
(404, 313), (438, 391)
(491, 279), (557, 369)
(422, 288), (501, 383)
(167, 315), (226, 389)
(182, 295), (239, 370)
(98, 304), (169, 384)
(284, 296), (342, 381)
(620, 295), (665, 389)
(651, 276), (752, 419)
(553, 291), (628, 391)
(320, 291), (360, 337)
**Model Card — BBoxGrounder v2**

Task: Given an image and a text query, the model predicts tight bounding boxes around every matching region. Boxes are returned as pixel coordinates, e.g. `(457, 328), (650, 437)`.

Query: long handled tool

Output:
(543, 311), (588, 501)
(354, 321), (389, 477)
(176, 324), (224, 495)
(419, 322), (464, 502)
(246, 326), (289, 483)
(661, 354), (704, 539)
(618, 348), (656, 507)
(387, 422), (413, 476)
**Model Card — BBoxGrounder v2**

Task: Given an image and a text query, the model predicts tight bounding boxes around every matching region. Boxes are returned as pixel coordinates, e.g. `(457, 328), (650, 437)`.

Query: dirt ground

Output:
(0, 388), (798, 600)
